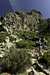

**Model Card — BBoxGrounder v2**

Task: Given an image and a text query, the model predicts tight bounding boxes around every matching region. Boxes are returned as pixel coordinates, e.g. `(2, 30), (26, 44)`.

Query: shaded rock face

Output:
(0, 0), (13, 16)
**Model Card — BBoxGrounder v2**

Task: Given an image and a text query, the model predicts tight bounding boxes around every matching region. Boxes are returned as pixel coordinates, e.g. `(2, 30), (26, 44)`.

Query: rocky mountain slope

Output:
(0, 10), (50, 75)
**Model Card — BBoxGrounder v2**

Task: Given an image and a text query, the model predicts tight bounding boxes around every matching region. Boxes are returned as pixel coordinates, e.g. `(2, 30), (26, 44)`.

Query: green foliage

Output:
(42, 51), (50, 66)
(38, 19), (48, 35)
(17, 31), (37, 40)
(44, 35), (50, 48)
(16, 39), (35, 49)
(0, 47), (31, 73)
(47, 18), (50, 32)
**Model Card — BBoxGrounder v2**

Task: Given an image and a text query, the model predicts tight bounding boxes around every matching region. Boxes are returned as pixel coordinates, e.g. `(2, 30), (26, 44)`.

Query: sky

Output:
(0, 0), (13, 16)
(0, 0), (50, 18)
(10, 0), (50, 18)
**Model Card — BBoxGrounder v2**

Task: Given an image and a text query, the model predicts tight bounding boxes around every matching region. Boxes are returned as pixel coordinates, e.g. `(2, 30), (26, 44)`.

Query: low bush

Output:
(0, 47), (31, 74)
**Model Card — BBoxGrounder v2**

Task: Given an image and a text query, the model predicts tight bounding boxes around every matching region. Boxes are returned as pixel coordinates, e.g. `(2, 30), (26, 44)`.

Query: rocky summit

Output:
(2, 10), (42, 32)
(0, 10), (50, 75)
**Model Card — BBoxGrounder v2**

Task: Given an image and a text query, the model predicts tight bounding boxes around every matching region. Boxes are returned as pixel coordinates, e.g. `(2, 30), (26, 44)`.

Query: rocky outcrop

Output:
(2, 10), (43, 32)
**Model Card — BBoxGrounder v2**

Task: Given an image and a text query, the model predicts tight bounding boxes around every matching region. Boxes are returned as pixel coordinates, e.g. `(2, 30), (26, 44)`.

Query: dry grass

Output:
(0, 73), (11, 75)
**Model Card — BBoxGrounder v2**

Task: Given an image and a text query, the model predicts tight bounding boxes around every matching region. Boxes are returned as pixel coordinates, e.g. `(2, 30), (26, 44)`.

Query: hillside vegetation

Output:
(0, 10), (50, 75)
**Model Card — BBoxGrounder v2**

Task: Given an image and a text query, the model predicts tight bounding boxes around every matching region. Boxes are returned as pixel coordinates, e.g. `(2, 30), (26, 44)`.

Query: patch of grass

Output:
(16, 39), (35, 49)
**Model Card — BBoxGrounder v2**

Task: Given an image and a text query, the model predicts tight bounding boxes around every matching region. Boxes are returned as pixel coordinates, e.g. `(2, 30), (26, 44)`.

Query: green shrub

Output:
(0, 47), (31, 73)
(42, 51), (50, 66)
(17, 31), (36, 40)
(16, 40), (35, 49)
